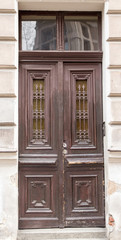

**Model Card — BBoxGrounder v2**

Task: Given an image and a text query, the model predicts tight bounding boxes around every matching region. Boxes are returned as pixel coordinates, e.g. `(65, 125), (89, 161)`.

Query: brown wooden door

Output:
(19, 53), (104, 229)
(63, 62), (104, 227)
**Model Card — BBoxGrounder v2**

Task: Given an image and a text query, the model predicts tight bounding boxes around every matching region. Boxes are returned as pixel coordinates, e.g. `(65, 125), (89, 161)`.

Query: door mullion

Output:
(58, 61), (65, 227)
(57, 13), (64, 51)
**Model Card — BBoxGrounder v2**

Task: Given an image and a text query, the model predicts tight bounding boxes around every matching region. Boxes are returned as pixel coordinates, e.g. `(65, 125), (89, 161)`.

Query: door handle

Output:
(62, 141), (68, 155)
(63, 142), (67, 148)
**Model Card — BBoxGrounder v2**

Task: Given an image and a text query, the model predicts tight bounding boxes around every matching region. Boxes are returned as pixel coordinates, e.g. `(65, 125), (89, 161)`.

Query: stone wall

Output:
(107, 0), (121, 239)
(0, 0), (121, 239)
(0, 0), (18, 240)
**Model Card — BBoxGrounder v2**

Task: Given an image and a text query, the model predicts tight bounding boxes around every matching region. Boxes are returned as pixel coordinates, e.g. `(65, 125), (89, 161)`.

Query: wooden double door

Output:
(19, 52), (104, 229)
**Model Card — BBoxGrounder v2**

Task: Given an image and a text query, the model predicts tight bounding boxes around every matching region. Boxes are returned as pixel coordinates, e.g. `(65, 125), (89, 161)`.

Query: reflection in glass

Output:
(64, 16), (99, 51)
(22, 16), (56, 50)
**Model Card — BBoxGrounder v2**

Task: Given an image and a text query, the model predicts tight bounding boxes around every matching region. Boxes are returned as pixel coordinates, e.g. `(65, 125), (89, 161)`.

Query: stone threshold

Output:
(17, 228), (107, 240)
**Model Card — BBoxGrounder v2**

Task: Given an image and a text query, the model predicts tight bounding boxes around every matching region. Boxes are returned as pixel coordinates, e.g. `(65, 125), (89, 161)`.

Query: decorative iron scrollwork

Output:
(76, 81), (89, 143)
(31, 78), (47, 144)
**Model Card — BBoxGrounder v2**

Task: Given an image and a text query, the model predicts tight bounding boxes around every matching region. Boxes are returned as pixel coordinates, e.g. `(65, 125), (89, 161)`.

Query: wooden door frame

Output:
(19, 11), (104, 229)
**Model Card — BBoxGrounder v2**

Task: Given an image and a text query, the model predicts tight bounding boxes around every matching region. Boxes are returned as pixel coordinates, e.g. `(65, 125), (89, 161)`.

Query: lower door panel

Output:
(19, 165), (59, 229)
(65, 165), (105, 227)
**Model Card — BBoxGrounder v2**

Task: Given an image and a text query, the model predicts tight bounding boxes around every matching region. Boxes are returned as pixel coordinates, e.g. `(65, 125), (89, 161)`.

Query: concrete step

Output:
(17, 228), (107, 240)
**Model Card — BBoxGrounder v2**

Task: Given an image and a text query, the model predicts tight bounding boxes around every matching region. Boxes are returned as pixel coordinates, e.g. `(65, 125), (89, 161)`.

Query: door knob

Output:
(62, 142), (68, 155)
(63, 142), (67, 148)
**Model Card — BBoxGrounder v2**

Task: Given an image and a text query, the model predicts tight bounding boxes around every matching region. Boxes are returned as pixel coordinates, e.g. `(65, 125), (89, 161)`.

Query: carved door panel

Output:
(19, 60), (104, 229)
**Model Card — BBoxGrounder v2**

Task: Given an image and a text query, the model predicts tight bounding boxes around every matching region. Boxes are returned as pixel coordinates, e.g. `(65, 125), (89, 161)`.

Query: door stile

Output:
(57, 61), (65, 228)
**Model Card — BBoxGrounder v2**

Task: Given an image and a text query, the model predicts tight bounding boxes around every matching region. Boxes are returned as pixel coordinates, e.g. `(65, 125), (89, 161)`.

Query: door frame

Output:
(19, 11), (104, 229)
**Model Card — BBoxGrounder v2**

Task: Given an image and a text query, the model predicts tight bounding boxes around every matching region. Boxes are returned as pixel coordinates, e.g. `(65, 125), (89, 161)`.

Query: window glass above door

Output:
(20, 12), (101, 51)
(64, 16), (99, 51)
(21, 15), (56, 50)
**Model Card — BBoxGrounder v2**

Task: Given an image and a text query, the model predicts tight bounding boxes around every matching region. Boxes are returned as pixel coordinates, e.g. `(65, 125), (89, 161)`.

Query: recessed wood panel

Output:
(72, 178), (96, 210)
(27, 177), (52, 212)
(65, 166), (105, 227)
(19, 166), (59, 228)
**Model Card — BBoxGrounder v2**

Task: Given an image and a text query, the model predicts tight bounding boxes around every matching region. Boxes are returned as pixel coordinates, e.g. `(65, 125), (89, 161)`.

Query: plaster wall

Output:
(0, 0), (121, 239)
(0, 1), (18, 240)
(107, 0), (121, 239)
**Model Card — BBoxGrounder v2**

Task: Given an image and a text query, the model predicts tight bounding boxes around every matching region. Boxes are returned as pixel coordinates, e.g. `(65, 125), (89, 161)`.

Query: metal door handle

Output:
(63, 142), (67, 148)
(62, 142), (68, 155)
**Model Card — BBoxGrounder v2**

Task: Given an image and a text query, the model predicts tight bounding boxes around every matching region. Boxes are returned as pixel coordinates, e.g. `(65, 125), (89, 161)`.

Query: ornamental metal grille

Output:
(33, 79), (46, 144)
(76, 80), (88, 142)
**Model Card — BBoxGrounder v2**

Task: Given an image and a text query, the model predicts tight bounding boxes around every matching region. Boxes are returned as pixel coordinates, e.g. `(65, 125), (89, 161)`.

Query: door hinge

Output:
(103, 122), (106, 137)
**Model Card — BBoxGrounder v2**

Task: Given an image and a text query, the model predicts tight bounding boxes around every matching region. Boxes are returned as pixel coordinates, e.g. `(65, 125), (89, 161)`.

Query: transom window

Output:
(20, 12), (101, 51)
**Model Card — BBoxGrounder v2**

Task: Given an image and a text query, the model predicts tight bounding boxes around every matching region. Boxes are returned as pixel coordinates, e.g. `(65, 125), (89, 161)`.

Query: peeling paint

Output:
(108, 180), (121, 195)
(109, 214), (115, 226)
(109, 214), (115, 240)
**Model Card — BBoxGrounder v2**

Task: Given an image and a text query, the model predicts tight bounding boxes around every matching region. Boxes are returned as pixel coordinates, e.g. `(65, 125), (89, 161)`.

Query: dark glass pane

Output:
(82, 24), (89, 38)
(33, 79), (46, 144)
(64, 16), (99, 51)
(84, 40), (90, 50)
(22, 16), (56, 50)
(76, 80), (88, 143)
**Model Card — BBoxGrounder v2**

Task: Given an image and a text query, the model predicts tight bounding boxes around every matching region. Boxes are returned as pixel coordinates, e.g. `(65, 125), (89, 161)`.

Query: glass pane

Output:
(76, 80), (88, 143)
(33, 79), (46, 144)
(64, 16), (99, 51)
(22, 16), (56, 50)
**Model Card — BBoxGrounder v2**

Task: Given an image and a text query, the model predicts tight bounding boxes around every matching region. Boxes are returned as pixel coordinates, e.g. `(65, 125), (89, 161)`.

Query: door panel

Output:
(65, 167), (104, 227)
(19, 63), (58, 156)
(63, 63), (104, 227)
(19, 62), (60, 228)
(19, 59), (104, 229)
(63, 63), (103, 156)
(19, 166), (59, 228)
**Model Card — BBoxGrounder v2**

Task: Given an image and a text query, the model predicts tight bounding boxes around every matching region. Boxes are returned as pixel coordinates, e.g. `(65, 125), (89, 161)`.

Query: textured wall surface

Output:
(1, 0), (121, 239)
(107, 0), (121, 239)
(0, 0), (18, 240)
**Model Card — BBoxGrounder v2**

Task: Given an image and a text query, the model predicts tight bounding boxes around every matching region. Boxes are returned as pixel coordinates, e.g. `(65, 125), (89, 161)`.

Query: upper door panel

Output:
(19, 62), (58, 157)
(64, 63), (103, 159)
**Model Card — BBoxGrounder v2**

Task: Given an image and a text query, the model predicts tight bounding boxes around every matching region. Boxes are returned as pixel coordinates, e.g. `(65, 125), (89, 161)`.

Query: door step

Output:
(17, 228), (107, 240)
